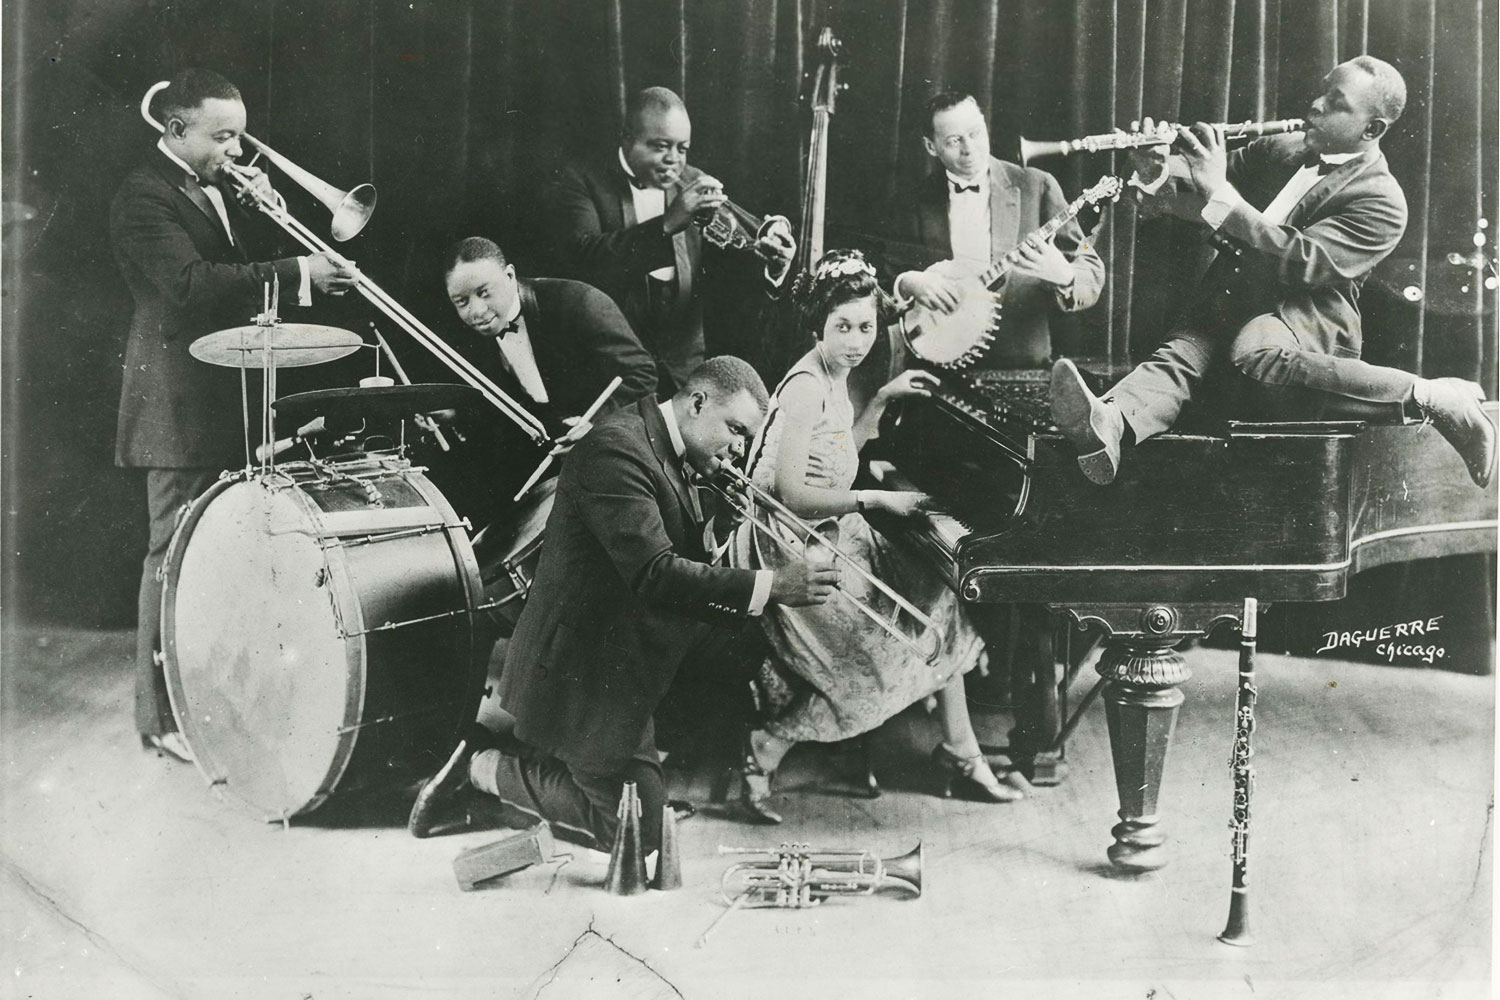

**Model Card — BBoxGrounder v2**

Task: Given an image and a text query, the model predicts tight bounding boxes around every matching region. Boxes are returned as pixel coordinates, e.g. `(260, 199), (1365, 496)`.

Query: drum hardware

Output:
(188, 323), (364, 368)
(1018, 117), (1305, 163)
(321, 523), (462, 550)
(703, 460), (944, 664)
(371, 323), (454, 451)
(141, 81), (549, 445)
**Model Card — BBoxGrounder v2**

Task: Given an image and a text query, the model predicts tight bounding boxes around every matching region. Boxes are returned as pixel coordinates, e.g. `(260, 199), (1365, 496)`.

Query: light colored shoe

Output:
(1050, 358), (1124, 485)
(1412, 377), (1497, 488)
(142, 731), (195, 764)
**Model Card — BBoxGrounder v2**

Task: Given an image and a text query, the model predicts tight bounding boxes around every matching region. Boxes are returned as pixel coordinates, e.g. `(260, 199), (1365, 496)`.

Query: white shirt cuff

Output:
(765, 260), (791, 288)
(297, 257), (312, 306)
(748, 570), (773, 616)
(1200, 185), (1245, 231)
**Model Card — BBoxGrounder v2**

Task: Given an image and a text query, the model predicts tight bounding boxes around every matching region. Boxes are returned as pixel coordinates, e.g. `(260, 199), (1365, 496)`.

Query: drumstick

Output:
(372, 324), (451, 452)
(512, 376), (622, 502)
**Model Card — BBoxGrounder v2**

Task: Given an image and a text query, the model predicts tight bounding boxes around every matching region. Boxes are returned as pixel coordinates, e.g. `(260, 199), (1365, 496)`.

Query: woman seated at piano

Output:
(729, 249), (1021, 823)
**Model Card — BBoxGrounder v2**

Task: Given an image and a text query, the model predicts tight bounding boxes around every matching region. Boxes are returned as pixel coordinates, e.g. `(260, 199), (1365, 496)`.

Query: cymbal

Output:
(189, 323), (364, 368)
(272, 383), (482, 425)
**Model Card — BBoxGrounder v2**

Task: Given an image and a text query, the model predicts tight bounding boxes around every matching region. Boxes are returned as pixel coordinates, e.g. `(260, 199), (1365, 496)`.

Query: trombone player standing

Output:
(111, 68), (357, 763)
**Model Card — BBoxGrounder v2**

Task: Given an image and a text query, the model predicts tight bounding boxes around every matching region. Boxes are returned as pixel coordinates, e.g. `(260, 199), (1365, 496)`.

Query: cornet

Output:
(700, 460), (944, 664)
(1019, 117), (1305, 164)
(689, 176), (791, 255)
(718, 842), (924, 907)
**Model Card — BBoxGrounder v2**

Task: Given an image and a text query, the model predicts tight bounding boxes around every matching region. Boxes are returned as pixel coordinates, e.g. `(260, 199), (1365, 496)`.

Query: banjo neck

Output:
(974, 178), (1119, 290)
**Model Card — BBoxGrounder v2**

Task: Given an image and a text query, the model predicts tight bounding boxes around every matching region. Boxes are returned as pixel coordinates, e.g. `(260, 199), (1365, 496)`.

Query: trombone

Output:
(1019, 117), (1305, 164)
(139, 81), (548, 444)
(702, 460), (944, 664)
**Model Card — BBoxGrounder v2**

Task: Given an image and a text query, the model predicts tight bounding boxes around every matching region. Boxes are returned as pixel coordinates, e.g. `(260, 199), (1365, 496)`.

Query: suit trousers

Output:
(136, 467), (219, 736)
(1107, 312), (1417, 441)
(486, 722), (666, 855)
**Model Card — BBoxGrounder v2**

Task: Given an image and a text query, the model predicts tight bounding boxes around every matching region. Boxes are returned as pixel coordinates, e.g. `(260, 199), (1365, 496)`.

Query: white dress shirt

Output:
(657, 399), (771, 615)
(489, 304), (550, 405)
(945, 169), (992, 265)
(1200, 149), (1367, 230)
(620, 149), (676, 282)
(158, 139), (312, 306)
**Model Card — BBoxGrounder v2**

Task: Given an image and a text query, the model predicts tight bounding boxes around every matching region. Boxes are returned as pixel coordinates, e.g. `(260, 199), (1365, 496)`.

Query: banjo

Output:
(900, 174), (1124, 368)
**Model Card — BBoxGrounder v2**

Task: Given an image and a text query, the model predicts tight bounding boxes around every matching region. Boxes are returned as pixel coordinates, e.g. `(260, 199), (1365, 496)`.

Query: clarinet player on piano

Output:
(729, 250), (1024, 824)
(1050, 56), (1496, 489)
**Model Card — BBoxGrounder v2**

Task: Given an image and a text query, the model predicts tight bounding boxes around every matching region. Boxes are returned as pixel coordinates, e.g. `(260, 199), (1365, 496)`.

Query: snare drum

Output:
(473, 476), (557, 638)
(161, 454), (487, 821)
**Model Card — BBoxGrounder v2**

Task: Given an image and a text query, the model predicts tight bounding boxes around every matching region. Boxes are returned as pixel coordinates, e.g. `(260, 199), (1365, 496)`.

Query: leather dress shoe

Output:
(1050, 358), (1124, 485)
(1412, 378), (1497, 488)
(408, 726), (493, 838)
(142, 731), (195, 764)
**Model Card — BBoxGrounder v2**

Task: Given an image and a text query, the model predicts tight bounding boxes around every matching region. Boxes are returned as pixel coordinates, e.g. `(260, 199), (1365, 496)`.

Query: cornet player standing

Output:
(111, 69), (357, 763)
(545, 87), (796, 394)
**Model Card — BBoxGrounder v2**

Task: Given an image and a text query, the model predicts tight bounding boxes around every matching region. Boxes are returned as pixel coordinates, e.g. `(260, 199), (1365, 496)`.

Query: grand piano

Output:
(881, 364), (1498, 872)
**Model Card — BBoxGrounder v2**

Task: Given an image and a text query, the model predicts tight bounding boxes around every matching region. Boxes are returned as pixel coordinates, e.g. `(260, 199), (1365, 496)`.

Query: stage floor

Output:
(1, 624), (1492, 1000)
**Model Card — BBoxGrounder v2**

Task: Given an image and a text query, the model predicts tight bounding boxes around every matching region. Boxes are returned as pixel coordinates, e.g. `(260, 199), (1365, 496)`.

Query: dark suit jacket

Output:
(545, 158), (787, 388)
(431, 277), (658, 519)
(499, 397), (759, 772)
(545, 159), (705, 387)
(1168, 134), (1407, 359)
(881, 156), (1106, 367)
(110, 149), (303, 468)
(446, 277), (658, 438)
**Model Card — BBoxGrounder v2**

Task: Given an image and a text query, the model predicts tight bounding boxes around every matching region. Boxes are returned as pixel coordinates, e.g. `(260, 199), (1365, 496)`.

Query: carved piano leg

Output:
(1008, 605), (1065, 785)
(1097, 636), (1191, 872)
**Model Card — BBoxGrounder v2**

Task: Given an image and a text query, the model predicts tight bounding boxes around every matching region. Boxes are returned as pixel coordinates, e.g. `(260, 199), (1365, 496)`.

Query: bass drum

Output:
(161, 455), (487, 821)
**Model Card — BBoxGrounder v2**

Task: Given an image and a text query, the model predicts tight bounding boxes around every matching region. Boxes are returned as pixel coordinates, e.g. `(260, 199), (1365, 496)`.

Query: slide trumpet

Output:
(1019, 117), (1305, 164)
(718, 842), (924, 907)
(139, 81), (548, 444)
(700, 460), (944, 664)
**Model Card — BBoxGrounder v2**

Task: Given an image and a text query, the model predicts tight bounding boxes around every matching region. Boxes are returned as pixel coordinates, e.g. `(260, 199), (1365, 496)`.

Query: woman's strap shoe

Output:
(737, 731), (783, 825)
(932, 743), (1023, 803)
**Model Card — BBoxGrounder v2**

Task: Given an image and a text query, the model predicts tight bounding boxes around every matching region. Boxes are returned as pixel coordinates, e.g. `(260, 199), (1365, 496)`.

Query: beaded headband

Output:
(813, 251), (876, 282)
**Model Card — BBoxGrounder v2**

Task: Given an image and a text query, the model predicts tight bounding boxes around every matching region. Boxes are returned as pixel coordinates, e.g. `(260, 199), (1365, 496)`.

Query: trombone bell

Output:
(243, 135), (376, 242)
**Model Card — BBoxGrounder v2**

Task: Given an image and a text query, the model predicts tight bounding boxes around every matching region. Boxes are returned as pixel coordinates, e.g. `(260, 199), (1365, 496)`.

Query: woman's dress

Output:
(733, 355), (984, 742)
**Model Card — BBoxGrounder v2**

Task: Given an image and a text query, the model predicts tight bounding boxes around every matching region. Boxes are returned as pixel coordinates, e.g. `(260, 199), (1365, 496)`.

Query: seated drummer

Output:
(427, 236), (659, 520)
(407, 357), (839, 857)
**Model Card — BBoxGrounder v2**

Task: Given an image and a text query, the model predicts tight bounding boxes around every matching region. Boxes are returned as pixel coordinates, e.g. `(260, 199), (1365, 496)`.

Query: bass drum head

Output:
(162, 467), (484, 820)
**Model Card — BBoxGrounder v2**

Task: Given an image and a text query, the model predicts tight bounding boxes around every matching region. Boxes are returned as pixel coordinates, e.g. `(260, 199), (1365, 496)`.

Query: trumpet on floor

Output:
(718, 842), (924, 907)
(1019, 117), (1305, 163)
(700, 460), (944, 664)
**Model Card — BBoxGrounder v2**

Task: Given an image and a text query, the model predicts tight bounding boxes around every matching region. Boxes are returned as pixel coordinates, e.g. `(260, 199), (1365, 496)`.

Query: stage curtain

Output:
(4, 0), (1496, 623)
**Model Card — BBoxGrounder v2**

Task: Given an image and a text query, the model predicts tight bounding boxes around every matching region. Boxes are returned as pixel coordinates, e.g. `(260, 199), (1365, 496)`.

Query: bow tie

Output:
(1301, 154), (1338, 175)
(952, 182), (982, 195)
(625, 172), (652, 191)
(496, 317), (521, 339)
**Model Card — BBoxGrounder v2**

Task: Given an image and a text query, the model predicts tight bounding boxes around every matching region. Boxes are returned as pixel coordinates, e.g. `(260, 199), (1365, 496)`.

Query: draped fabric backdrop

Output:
(3, 0), (1496, 629)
